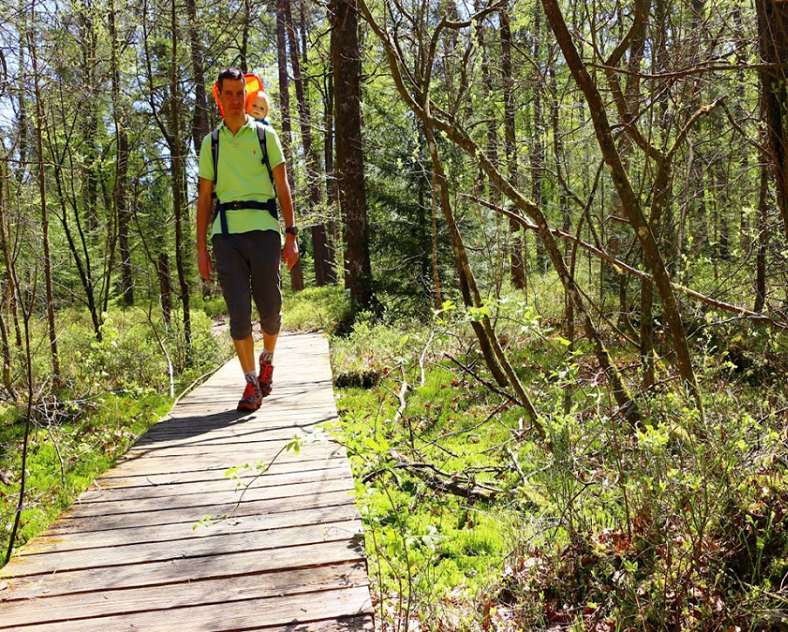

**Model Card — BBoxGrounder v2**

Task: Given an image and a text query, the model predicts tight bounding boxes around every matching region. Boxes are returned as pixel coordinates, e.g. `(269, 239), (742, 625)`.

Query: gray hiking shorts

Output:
(212, 230), (282, 340)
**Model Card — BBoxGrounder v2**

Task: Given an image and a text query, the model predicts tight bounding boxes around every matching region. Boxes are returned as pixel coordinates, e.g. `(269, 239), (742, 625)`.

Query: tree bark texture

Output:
(756, 0), (788, 242)
(109, 0), (132, 307)
(501, 6), (525, 289)
(30, 4), (60, 384)
(284, 0), (331, 286)
(170, 0), (192, 360)
(186, 0), (210, 154)
(324, 59), (339, 284)
(333, 0), (373, 308)
(277, 0), (304, 291)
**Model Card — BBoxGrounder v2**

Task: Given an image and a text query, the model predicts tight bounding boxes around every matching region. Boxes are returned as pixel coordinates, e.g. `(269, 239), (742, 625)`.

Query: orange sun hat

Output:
(212, 73), (265, 118)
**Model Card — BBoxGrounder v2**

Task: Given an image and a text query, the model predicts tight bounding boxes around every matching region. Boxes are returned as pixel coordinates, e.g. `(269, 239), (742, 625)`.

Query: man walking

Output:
(196, 68), (299, 412)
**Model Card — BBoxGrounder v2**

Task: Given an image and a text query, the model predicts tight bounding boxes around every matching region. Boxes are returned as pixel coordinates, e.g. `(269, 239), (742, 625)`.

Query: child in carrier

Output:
(248, 90), (271, 125)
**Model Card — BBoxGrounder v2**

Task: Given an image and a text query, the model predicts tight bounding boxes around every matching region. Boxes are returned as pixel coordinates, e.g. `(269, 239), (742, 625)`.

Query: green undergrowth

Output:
(330, 299), (788, 630)
(0, 393), (172, 553)
(281, 284), (353, 333)
(0, 305), (231, 564)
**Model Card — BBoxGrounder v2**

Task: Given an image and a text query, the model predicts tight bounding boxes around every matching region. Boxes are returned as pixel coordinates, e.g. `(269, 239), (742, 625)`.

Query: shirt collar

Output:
(221, 114), (254, 134)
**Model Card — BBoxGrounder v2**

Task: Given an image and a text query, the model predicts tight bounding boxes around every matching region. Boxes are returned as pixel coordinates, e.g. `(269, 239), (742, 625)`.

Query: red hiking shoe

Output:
(258, 360), (274, 398)
(237, 381), (263, 412)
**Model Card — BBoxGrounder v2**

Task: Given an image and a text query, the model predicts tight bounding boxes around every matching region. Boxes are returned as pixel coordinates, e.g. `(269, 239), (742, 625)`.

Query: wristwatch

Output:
(285, 226), (299, 236)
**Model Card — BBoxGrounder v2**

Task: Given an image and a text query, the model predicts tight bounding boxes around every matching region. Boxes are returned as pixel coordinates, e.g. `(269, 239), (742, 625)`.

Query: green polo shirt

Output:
(198, 116), (284, 237)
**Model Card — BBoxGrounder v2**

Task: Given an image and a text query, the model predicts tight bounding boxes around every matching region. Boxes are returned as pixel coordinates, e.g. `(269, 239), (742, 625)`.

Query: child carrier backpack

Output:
(210, 121), (278, 237)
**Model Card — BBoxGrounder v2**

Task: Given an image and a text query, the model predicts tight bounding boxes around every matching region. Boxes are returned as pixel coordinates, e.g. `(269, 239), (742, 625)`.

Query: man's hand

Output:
(283, 234), (299, 271)
(198, 244), (212, 282)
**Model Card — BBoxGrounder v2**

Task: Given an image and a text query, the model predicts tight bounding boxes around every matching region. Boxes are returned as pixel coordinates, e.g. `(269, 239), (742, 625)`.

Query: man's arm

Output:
(197, 177), (214, 282)
(273, 163), (299, 271)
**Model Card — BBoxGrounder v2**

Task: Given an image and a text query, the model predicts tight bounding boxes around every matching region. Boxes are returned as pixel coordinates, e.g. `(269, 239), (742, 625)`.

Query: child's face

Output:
(250, 94), (269, 121)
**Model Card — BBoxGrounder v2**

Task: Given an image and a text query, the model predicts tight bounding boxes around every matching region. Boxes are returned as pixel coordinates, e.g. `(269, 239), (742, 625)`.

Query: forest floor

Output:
(326, 295), (788, 630)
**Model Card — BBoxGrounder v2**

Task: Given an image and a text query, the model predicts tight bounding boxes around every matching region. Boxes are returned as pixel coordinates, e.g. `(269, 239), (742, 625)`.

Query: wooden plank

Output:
(2, 520), (364, 578)
(78, 465), (351, 500)
(124, 431), (330, 458)
(0, 561), (369, 628)
(1, 538), (366, 602)
(45, 488), (357, 534)
(117, 439), (346, 461)
(100, 444), (347, 477)
(93, 461), (351, 488)
(97, 452), (347, 481)
(13, 586), (373, 631)
(14, 503), (360, 555)
(135, 418), (331, 443)
(64, 478), (354, 518)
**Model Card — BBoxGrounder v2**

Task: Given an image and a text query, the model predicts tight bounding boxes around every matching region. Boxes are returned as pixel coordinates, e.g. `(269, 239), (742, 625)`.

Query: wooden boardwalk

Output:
(0, 333), (373, 631)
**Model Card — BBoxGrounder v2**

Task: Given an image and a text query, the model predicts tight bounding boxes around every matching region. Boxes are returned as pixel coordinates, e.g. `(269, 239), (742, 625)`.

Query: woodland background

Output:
(1, 0), (788, 628)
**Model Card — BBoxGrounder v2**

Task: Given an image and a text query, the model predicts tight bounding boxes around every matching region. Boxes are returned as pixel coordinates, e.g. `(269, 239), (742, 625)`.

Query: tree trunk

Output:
(159, 252), (172, 326)
(285, 0), (331, 286)
(0, 158), (14, 397)
(358, 0), (640, 426)
(78, 0), (99, 233)
(424, 123), (541, 431)
(541, 0), (703, 416)
(277, 0), (304, 291)
(756, 0), (788, 241)
(324, 61), (338, 284)
(0, 141), (22, 349)
(30, 3), (60, 385)
(501, 6), (525, 289)
(186, 0), (210, 154)
(15, 1), (28, 189)
(170, 0), (191, 361)
(754, 161), (769, 313)
(109, 0), (132, 306)
(240, 0), (250, 73)
(333, 0), (373, 309)
(47, 138), (102, 340)
(531, 0), (546, 272)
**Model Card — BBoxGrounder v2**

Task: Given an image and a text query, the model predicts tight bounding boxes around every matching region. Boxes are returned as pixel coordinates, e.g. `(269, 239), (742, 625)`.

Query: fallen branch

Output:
(385, 450), (504, 502)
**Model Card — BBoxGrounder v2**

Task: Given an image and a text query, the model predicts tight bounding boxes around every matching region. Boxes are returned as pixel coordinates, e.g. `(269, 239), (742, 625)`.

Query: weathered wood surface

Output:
(0, 332), (374, 631)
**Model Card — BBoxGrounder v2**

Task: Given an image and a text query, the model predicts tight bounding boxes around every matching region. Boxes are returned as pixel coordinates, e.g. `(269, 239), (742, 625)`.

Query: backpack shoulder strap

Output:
(255, 122), (277, 200)
(210, 126), (221, 184)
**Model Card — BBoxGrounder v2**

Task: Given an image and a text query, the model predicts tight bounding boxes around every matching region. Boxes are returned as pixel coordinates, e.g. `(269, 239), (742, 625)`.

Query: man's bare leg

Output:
(233, 336), (256, 374)
(262, 331), (279, 356)
(234, 335), (264, 410)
